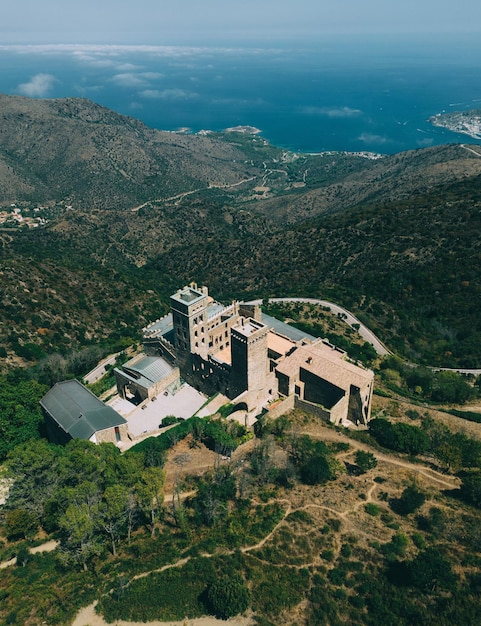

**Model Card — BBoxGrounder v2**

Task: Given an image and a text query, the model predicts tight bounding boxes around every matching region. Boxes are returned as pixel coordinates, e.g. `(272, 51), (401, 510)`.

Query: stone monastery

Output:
(115, 284), (374, 429)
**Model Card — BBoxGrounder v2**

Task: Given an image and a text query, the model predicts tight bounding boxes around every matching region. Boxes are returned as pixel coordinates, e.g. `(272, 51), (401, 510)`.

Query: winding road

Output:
(247, 297), (481, 376)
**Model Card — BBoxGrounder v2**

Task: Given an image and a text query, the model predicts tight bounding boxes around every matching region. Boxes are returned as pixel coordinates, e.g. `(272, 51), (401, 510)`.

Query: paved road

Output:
(247, 297), (481, 376)
(246, 297), (390, 356)
(83, 353), (119, 384)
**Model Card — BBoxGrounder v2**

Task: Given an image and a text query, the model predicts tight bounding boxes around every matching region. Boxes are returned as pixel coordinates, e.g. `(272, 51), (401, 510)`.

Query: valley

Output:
(1, 94), (481, 370)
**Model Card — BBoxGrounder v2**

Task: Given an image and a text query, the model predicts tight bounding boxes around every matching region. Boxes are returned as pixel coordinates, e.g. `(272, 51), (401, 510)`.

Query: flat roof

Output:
(212, 346), (232, 365)
(207, 303), (225, 318)
(144, 313), (173, 338)
(109, 384), (207, 437)
(233, 318), (266, 337)
(171, 286), (205, 306)
(268, 331), (296, 357)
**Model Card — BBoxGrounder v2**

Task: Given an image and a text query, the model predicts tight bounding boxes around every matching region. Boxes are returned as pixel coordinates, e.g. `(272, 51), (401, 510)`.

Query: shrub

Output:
(355, 450), (378, 473)
(341, 543), (352, 557)
(459, 472), (481, 508)
(161, 415), (179, 427)
(207, 574), (250, 619)
(365, 503), (380, 516)
(391, 486), (426, 516)
(369, 418), (429, 455)
(299, 454), (333, 485)
(381, 532), (409, 559)
(411, 532), (426, 549)
(399, 548), (457, 592)
(5, 509), (38, 540)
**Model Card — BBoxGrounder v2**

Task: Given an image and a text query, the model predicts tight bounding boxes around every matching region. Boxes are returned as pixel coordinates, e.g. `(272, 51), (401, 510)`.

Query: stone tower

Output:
(170, 284), (209, 359)
(230, 317), (270, 403)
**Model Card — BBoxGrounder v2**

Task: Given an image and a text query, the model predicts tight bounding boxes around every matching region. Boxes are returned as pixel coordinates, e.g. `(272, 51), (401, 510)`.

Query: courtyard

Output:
(108, 383), (207, 438)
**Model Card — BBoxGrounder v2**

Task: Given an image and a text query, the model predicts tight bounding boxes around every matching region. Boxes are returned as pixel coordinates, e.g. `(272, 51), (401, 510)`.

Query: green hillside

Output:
(1, 95), (481, 368)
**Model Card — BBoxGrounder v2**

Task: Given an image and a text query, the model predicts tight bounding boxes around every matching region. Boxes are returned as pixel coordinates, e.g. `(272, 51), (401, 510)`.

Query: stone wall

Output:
(267, 394), (295, 420)
(294, 397), (331, 422)
(94, 423), (129, 445)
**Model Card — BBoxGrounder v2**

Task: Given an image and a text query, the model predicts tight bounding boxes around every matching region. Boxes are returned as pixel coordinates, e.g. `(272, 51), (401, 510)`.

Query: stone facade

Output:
(92, 423), (129, 445)
(142, 284), (374, 427)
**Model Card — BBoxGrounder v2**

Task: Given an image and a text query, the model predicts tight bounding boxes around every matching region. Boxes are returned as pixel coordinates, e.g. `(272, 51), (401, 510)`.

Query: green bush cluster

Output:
(288, 435), (338, 485)
(369, 418), (430, 455)
(379, 357), (475, 403)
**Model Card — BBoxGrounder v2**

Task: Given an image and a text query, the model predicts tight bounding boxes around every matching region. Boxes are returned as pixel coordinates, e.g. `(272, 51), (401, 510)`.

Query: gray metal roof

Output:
(40, 379), (126, 439)
(144, 313), (173, 338)
(122, 355), (174, 388)
(207, 303), (225, 318)
(261, 312), (316, 343)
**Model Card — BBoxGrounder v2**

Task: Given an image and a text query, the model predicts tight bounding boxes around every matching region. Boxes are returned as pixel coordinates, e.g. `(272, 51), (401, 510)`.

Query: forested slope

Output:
(1, 95), (481, 368)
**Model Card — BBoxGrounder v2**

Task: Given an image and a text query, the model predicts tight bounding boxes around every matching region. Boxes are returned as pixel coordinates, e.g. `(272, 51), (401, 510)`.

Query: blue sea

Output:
(1, 35), (481, 155)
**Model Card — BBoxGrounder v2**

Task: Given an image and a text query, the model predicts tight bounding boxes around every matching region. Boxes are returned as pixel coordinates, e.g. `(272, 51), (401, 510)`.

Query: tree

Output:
(406, 366), (434, 396)
(15, 545), (31, 568)
(135, 467), (165, 536)
(5, 508), (38, 540)
(405, 548), (456, 592)
(98, 484), (129, 556)
(431, 370), (473, 404)
(391, 485), (425, 516)
(59, 501), (102, 571)
(124, 491), (140, 543)
(369, 419), (398, 450)
(459, 472), (481, 508)
(394, 423), (430, 456)
(0, 377), (48, 461)
(6, 439), (61, 521)
(299, 454), (333, 485)
(250, 437), (276, 484)
(207, 574), (250, 619)
(434, 439), (463, 473)
(355, 450), (378, 473)
(369, 418), (429, 456)
(193, 467), (235, 526)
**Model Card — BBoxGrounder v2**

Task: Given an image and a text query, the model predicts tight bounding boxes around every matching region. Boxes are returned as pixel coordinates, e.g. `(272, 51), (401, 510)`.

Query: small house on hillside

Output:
(40, 379), (128, 445)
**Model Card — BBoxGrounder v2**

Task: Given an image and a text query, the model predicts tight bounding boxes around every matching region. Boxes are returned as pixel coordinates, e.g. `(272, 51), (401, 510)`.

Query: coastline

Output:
(429, 109), (481, 140)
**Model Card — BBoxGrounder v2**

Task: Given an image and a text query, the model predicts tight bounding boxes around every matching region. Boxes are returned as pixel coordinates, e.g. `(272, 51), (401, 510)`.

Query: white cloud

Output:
(110, 71), (163, 87)
(417, 137), (434, 147)
(111, 73), (147, 87)
(302, 106), (363, 118)
(358, 132), (389, 145)
(140, 88), (199, 100)
(0, 43), (269, 59)
(17, 73), (57, 97)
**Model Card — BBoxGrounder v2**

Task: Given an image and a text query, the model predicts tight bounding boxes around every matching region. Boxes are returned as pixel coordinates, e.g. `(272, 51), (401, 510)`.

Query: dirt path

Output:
(29, 539), (59, 554)
(72, 602), (254, 626)
(71, 499), (291, 626)
(303, 426), (459, 491)
(0, 539), (59, 570)
(71, 426), (459, 625)
(241, 499), (292, 554)
(130, 176), (258, 212)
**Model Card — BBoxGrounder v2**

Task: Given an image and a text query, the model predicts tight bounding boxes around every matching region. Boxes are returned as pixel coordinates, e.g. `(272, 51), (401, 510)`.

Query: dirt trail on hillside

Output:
(301, 426), (459, 491)
(72, 603), (254, 626)
(71, 422), (459, 626)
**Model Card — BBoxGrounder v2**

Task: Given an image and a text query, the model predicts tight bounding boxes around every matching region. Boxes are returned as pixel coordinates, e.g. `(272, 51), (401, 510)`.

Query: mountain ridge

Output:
(1, 94), (481, 368)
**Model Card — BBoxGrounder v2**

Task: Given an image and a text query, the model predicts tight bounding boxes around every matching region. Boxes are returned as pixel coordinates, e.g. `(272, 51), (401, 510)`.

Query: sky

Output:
(2, 0), (481, 44)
